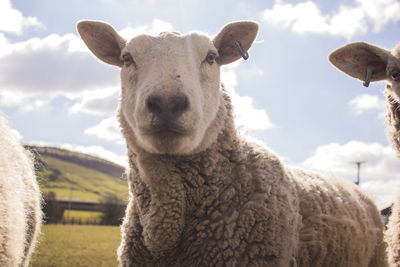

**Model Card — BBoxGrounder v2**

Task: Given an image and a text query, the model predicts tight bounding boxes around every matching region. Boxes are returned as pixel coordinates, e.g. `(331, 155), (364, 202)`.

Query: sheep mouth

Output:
(142, 124), (189, 137)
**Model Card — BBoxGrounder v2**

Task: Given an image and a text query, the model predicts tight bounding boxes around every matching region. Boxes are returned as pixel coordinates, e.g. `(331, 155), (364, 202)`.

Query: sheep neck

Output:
(119, 89), (237, 252)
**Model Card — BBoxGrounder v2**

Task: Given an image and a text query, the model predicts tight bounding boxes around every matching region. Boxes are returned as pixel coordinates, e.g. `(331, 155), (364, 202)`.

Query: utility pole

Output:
(354, 161), (365, 185)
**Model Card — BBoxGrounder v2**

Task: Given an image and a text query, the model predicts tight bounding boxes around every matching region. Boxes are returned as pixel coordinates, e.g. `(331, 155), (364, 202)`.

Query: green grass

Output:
(30, 225), (121, 267)
(62, 210), (103, 224)
(38, 156), (128, 202)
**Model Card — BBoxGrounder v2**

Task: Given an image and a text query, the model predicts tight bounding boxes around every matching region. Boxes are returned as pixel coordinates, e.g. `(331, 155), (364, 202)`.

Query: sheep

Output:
(329, 42), (400, 267)
(386, 195), (400, 266)
(77, 20), (387, 267)
(0, 114), (42, 267)
(329, 42), (400, 157)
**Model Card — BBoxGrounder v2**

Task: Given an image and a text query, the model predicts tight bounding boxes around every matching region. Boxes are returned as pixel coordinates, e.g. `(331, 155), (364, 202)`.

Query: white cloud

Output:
(349, 93), (386, 117)
(0, 0), (44, 35)
(328, 4), (366, 37)
(264, 1), (332, 34)
(69, 87), (120, 115)
(358, 0), (400, 32)
(60, 143), (127, 167)
(239, 66), (264, 76)
(221, 63), (274, 131)
(0, 33), (12, 56)
(0, 33), (119, 94)
(84, 117), (125, 145)
(0, 89), (55, 111)
(119, 19), (173, 39)
(301, 141), (400, 209)
(262, 0), (400, 38)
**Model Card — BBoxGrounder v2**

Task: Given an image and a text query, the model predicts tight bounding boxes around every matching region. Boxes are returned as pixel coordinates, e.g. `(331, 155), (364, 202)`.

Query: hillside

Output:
(28, 146), (128, 202)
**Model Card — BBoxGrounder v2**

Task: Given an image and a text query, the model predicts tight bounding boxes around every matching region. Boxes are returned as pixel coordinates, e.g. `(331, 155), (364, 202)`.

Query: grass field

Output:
(38, 156), (128, 202)
(62, 210), (103, 224)
(30, 225), (121, 267)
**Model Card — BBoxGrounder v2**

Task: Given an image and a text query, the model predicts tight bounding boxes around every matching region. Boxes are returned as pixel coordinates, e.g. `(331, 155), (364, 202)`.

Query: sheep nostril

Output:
(146, 93), (189, 119)
(170, 94), (189, 115)
(146, 95), (164, 115)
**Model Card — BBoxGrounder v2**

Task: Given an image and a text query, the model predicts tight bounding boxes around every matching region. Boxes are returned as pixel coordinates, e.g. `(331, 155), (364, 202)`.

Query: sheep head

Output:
(329, 42), (400, 102)
(77, 20), (258, 155)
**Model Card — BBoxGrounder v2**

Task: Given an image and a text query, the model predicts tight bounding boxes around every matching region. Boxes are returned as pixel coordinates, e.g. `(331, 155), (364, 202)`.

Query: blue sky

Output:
(1, 0), (400, 209)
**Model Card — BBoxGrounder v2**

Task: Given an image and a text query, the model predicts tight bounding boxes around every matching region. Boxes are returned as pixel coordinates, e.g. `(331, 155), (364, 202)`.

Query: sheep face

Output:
(77, 20), (258, 154)
(119, 33), (221, 154)
(387, 44), (400, 102)
(329, 42), (400, 102)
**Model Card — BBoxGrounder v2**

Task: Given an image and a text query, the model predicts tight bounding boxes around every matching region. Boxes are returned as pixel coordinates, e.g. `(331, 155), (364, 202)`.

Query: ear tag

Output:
(363, 66), (372, 87)
(235, 40), (249, 60)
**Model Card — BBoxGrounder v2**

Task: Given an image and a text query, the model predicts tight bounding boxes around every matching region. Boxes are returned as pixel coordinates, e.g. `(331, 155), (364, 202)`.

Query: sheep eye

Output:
(391, 69), (400, 82)
(122, 53), (135, 67)
(206, 52), (216, 65)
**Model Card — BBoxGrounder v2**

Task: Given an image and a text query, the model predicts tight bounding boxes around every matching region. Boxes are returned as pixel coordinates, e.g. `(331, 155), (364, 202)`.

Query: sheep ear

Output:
(329, 42), (389, 83)
(77, 20), (126, 67)
(213, 21), (258, 65)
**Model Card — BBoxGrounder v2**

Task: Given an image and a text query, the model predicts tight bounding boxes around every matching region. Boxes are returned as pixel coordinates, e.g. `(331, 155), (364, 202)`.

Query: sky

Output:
(1, 0), (400, 209)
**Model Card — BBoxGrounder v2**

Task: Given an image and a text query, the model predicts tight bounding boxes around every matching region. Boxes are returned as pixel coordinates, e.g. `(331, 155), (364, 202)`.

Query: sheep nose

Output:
(146, 93), (189, 119)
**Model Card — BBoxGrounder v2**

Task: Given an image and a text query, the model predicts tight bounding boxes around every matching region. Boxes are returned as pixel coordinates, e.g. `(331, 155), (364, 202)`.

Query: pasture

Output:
(30, 225), (121, 267)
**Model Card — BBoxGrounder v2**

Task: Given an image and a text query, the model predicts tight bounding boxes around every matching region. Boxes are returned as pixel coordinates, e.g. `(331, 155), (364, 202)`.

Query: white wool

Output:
(329, 41), (400, 267)
(0, 114), (42, 267)
(79, 20), (387, 267)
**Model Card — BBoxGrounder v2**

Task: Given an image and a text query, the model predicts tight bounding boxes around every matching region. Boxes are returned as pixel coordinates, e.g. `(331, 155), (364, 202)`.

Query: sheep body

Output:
(385, 89), (400, 266)
(78, 21), (386, 267)
(383, 48), (400, 267)
(330, 42), (400, 267)
(387, 196), (400, 265)
(0, 114), (42, 267)
(116, 90), (385, 267)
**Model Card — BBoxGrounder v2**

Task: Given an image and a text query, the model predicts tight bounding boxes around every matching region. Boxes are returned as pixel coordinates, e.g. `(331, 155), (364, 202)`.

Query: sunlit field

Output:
(61, 210), (103, 225)
(30, 225), (121, 267)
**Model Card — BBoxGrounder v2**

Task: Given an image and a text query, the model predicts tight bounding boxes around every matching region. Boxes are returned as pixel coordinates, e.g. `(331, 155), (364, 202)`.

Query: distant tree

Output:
(100, 194), (126, 225)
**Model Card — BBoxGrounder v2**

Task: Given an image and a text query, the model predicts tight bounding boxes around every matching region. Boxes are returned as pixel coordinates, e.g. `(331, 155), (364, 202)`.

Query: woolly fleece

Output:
(78, 20), (386, 267)
(329, 42), (400, 267)
(0, 114), (42, 267)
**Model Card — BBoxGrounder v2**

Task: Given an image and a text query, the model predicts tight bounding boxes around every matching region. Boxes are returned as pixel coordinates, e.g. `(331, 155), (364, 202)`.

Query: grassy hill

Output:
(28, 146), (129, 203)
